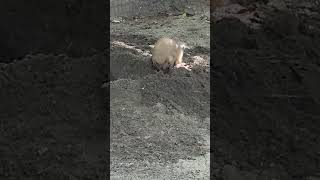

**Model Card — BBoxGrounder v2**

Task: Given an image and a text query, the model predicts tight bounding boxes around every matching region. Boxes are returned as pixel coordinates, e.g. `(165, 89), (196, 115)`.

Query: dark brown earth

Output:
(0, 1), (108, 179)
(212, 3), (320, 179)
(0, 0), (105, 61)
(0, 53), (108, 179)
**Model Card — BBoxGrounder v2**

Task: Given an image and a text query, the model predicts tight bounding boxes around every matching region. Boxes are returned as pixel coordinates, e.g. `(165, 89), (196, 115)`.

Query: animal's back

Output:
(151, 37), (184, 73)
(152, 37), (178, 65)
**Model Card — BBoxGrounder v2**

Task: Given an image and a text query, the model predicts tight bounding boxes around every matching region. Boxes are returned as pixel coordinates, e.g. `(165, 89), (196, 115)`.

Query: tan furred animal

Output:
(151, 37), (185, 72)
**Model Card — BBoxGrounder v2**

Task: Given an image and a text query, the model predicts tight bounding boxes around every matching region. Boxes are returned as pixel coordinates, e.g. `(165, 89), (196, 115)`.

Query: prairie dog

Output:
(151, 37), (185, 72)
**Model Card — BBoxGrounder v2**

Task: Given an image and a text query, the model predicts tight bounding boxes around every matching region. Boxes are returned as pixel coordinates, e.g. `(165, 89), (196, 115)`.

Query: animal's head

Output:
(176, 42), (187, 51)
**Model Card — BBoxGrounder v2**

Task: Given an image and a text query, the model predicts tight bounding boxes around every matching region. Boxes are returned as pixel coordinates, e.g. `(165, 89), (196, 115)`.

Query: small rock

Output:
(111, 17), (123, 23)
(111, 20), (120, 23)
(38, 147), (48, 156)
(185, 8), (195, 16)
(101, 82), (109, 88)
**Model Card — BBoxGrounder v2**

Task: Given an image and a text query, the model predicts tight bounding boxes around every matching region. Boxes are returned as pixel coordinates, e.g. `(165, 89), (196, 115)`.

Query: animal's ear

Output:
(149, 45), (154, 53)
(179, 43), (186, 49)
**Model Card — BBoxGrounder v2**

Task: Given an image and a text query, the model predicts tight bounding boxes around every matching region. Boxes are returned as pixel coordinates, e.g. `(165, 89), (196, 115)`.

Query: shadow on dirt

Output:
(110, 46), (155, 81)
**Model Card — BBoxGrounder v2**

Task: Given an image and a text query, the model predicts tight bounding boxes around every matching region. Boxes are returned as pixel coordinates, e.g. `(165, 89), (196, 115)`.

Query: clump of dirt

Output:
(212, 7), (320, 179)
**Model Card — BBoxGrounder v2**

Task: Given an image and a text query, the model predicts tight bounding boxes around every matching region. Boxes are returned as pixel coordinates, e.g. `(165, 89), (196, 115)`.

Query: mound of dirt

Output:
(0, 53), (107, 179)
(212, 9), (320, 178)
(110, 71), (210, 178)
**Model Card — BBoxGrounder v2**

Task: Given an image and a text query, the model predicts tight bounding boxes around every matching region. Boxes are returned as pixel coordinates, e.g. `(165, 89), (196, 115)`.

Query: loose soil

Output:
(0, 53), (108, 179)
(110, 14), (211, 179)
(212, 1), (320, 179)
